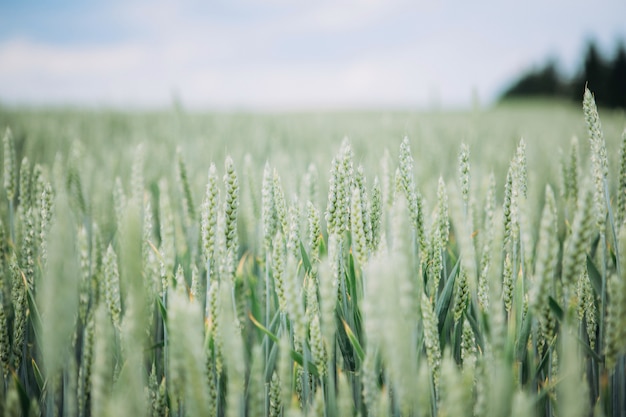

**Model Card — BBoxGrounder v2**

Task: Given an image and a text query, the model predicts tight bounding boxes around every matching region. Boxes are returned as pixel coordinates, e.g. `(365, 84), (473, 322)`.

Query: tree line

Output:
(500, 40), (626, 109)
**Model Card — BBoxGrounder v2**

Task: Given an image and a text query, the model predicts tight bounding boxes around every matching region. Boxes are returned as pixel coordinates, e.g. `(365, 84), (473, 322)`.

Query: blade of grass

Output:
(548, 296), (564, 322)
(249, 312), (279, 344)
(586, 255), (602, 296)
(515, 310), (532, 361)
(156, 296), (167, 322)
(264, 342), (279, 383)
(436, 256), (460, 329)
(533, 335), (557, 381)
(341, 319), (365, 363)
(31, 359), (45, 393)
(26, 285), (43, 346)
(300, 241), (312, 274)
(291, 350), (319, 377)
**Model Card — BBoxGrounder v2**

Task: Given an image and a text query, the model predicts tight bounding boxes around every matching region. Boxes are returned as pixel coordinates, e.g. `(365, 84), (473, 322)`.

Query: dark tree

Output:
(500, 38), (626, 109)
(572, 40), (610, 101)
(500, 60), (565, 99)
(607, 42), (626, 108)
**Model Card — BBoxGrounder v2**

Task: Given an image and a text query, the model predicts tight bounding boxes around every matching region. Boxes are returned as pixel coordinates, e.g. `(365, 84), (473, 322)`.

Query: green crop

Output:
(0, 91), (625, 416)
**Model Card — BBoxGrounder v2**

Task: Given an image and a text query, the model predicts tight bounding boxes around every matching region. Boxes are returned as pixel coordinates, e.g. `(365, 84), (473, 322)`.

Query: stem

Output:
(217, 373), (223, 417)
(615, 355), (626, 416)
(515, 214), (526, 306)
(360, 268), (366, 300)
(353, 371), (362, 415)
(321, 379), (327, 417)
(441, 246), (448, 298)
(604, 179), (619, 277)
(266, 252), (271, 328)
(302, 340), (310, 412)
(265, 251), (271, 417)
(205, 261), (211, 321)
(280, 312), (288, 336)
(598, 234), (607, 360)
(264, 382), (269, 417)
(231, 285), (238, 328)
(8, 199), (14, 245)
(339, 241), (349, 324)
(547, 349), (553, 417)
(162, 290), (168, 389)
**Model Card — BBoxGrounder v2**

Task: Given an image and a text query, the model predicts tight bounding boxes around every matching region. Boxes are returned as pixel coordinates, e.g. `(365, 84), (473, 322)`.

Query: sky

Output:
(0, 0), (625, 110)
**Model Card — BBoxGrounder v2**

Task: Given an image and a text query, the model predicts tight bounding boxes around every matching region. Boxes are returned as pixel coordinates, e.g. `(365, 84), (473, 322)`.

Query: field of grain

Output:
(0, 90), (625, 416)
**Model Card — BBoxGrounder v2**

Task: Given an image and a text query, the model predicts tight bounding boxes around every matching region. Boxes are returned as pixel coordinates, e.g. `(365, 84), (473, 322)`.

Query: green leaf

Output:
(453, 317), (464, 363)
(465, 303), (485, 352)
(31, 358), (46, 393)
(548, 296), (563, 322)
(347, 249), (358, 301)
(25, 285), (43, 346)
(145, 341), (165, 352)
(342, 319), (365, 363)
(260, 311), (281, 362)
(248, 276), (263, 329)
(336, 309), (358, 371)
(300, 241), (312, 274)
(157, 296), (167, 322)
(516, 310), (532, 361)
(265, 342), (280, 383)
(585, 255), (602, 296)
(11, 373), (31, 415)
(249, 312), (279, 344)
(533, 335), (557, 381)
(318, 233), (327, 257)
(291, 350), (319, 377)
(576, 334), (602, 362)
(436, 257), (460, 330)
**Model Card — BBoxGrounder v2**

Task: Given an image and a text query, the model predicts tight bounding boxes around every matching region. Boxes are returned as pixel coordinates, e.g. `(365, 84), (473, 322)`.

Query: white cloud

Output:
(0, 0), (625, 109)
(0, 39), (145, 75)
(0, 32), (558, 109)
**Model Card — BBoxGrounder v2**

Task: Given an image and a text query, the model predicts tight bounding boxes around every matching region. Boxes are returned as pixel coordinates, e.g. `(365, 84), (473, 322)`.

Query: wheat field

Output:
(0, 90), (625, 416)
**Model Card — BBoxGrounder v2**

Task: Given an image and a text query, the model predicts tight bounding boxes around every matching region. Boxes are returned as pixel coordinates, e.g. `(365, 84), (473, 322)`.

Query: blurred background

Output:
(0, 0), (625, 111)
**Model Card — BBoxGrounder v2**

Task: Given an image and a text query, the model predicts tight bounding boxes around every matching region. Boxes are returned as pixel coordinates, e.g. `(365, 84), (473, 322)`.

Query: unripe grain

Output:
(202, 164), (220, 272)
(458, 143), (470, 211)
(223, 156), (239, 279)
(583, 87), (609, 234)
(350, 187), (368, 267)
(562, 185), (594, 312)
(370, 176), (383, 251)
(618, 130), (626, 227)
(307, 201), (322, 261)
(3, 128), (17, 203)
(421, 291), (441, 392)
(287, 197), (301, 260)
(18, 156), (31, 211)
(103, 245), (122, 329)
(269, 372), (282, 417)
(262, 162), (277, 252)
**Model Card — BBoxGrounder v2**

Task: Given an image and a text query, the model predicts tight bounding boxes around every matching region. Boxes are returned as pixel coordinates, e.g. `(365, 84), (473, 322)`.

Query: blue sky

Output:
(0, 0), (625, 110)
